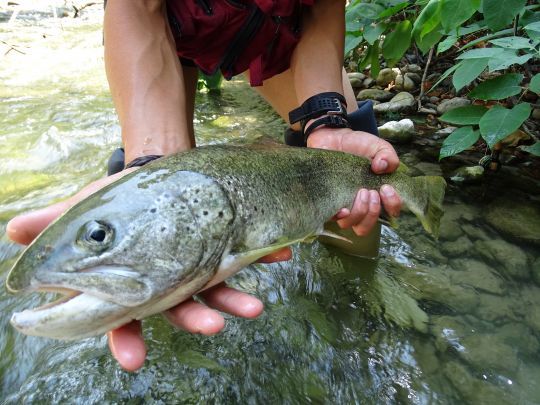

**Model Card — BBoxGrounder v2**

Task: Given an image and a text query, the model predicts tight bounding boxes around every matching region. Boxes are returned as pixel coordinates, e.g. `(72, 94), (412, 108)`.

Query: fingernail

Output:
(377, 160), (388, 171)
(381, 185), (394, 197)
(370, 191), (380, 204)
(336, 208), (349, 219)
(360, 189), (369, 203)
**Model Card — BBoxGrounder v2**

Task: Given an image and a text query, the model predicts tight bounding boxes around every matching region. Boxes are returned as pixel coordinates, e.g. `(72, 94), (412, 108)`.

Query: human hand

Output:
(6, 171), (291, 371)
(307, 127), (402, 236)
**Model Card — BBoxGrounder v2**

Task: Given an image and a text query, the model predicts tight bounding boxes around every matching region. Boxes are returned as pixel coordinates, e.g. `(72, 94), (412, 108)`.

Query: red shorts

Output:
(166, 0), (314, 86)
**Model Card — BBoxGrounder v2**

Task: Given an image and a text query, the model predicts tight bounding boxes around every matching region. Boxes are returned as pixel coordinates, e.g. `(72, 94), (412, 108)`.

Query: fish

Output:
(6, 142), (446, 340)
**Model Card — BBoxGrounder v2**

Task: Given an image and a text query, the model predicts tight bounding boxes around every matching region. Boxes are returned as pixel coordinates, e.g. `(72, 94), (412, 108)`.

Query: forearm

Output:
(104, 0), (191, 163)
(290, 0), (347, 106)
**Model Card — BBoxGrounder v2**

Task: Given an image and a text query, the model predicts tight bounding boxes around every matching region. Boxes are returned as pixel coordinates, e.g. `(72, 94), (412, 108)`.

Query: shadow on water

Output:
(1, 6), (540, 404)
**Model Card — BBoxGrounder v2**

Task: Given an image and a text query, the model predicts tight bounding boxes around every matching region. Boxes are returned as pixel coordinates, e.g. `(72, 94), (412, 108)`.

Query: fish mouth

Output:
(31, 265), (152, 307)
(10, 289), (133, 340)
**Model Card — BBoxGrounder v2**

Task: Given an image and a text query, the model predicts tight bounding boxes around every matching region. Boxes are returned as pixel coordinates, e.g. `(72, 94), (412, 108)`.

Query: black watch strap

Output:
(303, 115), (350, 144)
(289, 92), (348, 125)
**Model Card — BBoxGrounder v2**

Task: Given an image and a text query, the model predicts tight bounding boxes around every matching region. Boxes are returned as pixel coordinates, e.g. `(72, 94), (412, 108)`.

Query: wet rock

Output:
(460, 334), (519, 373)
(450, 166), (485, 184)
(356, 88), (394, 102)
(533, 257), (540, 286)
(526, 304), (540, 333)
(418, 107), (437, 115)
(474, 239), (529, 280)
(436, 97), (471, 115)
(429, 96), (440, 104)
(414, 161), (443, 176)
(431, 315), (470, 353)
(377, 119), (415, 143)
(403, 64), (422, 74)
(434, 126), (457, 137)
(442, 235), (472, 257)
(532, 108), (540, 120)
(516, 362), (540, 403)
(395, 74), (416, 91)
(449, 259), (505, 295)
(399, 265), (479, 314)
(439, 214), (463, 241)
(362, 77), (375, 88)
(475, 293), (516, 322)
(348, 72), (366, 88)
(376, 67), (400, 86)
(498, 322), (539, 356)
(373, 92), (415, 113)
(405, 72), (422, 84)
(443, 361), (514, 405)
(461, 224), (490, 241)
(483, 199), (540, 247)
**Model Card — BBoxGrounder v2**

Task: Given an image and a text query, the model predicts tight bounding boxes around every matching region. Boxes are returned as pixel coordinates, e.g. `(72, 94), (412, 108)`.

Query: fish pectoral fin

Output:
(315, 230), (353, 244)
(201, 238), (305, 291)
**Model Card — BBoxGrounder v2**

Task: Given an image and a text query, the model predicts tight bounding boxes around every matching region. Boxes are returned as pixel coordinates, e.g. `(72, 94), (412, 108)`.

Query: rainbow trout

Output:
(7, 143), (446, 340)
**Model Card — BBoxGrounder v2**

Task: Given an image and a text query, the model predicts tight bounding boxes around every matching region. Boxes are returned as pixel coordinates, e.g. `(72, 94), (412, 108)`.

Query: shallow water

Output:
(1, 8), (540, 404)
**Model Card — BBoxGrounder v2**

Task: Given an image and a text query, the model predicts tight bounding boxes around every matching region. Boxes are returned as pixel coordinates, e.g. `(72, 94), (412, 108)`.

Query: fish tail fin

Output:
(396, 176), (446, 238)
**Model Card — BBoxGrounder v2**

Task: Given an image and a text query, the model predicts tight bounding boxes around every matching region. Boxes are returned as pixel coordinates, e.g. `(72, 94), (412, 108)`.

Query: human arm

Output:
(290, 0), (402, 233)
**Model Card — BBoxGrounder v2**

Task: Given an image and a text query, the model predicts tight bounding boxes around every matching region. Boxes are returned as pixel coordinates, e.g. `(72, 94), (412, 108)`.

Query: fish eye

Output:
(78, 220), (114, 250)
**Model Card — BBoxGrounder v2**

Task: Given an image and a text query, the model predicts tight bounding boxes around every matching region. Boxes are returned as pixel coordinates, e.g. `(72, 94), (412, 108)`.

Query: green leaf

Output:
(439, 105), (489, 125)
(469, 73), (524, 100)
(345, 32), (363, 55)
(378, 2), (410, 19)
(488, 52), (533, 72)
(489, 36), (536, 49)
(439, 126), (480, 159)
(525, 21), (540, 41)
(416, 25), (444, 54)
(482, 0), (527, 31)
(453, 58), (489, 92)
(364, 23), (387, 45)
(479, 103), (532, 148)
(413, 0), (442, 40)
(457, 47), (505, 59)
(521, 142), (540, 156)
(440, 0), (480, 32)
(438, 35), (458, 54)
(458, 28), (514, 52)
(382, 20), (413, 62)
(530, 74), (540, 95)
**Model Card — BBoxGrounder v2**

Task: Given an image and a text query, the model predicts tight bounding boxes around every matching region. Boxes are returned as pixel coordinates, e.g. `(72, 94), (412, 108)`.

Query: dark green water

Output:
(1, 8), (540, 404)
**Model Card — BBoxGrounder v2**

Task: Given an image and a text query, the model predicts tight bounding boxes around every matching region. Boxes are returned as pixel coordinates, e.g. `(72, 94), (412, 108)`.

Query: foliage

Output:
(345, 0), (540, 159)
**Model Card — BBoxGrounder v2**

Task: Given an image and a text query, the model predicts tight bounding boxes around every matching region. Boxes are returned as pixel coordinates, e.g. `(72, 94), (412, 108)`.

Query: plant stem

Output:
(418, 46), (435, 110)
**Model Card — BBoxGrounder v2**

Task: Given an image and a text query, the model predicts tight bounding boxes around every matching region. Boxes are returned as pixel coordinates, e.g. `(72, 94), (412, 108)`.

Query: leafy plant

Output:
(345, 0), (540, 159)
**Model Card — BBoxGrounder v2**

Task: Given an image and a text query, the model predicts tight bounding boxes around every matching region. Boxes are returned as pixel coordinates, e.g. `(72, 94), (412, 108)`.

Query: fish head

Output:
(7, 170), (235, 339)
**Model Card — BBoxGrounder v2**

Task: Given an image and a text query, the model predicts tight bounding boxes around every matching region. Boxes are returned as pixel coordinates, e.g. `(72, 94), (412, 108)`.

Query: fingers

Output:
(380, 185), (401, 218)
(337, 189), (381, 236)
(164, 298), (225, 335)
(257, 247), (292, 263)
(107, 321), (146, 372)
(199, 284), (263, 319)
(6, 169), (134, 245)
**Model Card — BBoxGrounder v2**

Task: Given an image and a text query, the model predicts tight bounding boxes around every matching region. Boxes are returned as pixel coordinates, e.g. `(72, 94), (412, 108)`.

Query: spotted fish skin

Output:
(6, 143), (446, 340)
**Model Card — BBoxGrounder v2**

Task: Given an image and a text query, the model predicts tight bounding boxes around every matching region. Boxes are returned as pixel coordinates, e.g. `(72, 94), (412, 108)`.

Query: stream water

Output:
(1, 7), (540, 404)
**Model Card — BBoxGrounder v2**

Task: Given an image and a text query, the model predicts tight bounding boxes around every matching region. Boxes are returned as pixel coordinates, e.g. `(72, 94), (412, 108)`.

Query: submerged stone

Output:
(461, 223), (490, 241)
(475, 293), (517, 323)
(483, 199), (540, 247)
(442, 235), (473, 257)
(449, 258), (505, 295)
(474, 239), (530, 280)
(459, 334), (519, 374)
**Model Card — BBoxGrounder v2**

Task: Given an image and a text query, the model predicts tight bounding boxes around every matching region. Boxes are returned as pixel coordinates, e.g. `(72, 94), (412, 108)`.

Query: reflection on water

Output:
(1, 6), (540, 404)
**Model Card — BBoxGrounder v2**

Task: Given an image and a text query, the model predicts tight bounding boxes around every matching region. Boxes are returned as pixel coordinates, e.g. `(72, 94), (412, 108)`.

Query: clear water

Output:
(1, 8), (540, 404)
